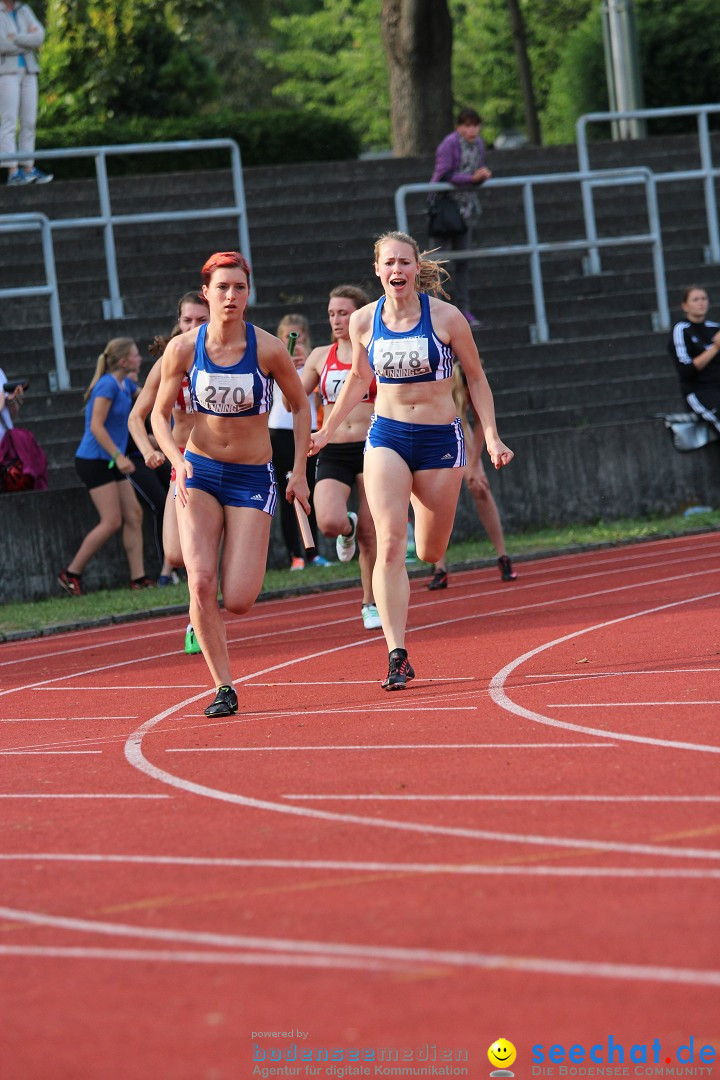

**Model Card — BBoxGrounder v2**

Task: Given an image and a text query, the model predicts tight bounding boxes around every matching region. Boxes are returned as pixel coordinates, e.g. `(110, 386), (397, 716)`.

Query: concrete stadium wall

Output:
(2, 418), (717, 604)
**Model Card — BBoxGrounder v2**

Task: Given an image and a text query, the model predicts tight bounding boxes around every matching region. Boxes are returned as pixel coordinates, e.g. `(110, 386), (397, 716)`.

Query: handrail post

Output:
(394, 185), (410, 235)
(95, 150), (125, 319)
(698, 109), (720, 264)
(523, 181), (549, 342)
(576, 116), (602, 275)
(643, 171), (670, 331)
(40, 217), (70, 389)
(228, 141), (255, 306)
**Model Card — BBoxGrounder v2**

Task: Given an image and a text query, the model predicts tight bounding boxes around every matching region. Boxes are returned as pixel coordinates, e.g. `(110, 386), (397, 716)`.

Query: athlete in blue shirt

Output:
(310, 230), (513, 690)
(152, 251), (311, 718)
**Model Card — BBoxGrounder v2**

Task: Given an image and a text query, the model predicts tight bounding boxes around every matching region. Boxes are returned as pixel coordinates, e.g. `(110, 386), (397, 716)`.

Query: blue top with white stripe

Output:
(368, 293), (454, 384)
(188, 322), (273, 417)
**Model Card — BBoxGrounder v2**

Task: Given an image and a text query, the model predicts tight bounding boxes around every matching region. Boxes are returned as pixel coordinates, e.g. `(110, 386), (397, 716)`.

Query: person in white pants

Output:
(0, 0), (52, 185)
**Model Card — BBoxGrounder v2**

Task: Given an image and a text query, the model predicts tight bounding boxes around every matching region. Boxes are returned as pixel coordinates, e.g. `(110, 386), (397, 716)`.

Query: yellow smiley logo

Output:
(488, 1039), (517, 1070)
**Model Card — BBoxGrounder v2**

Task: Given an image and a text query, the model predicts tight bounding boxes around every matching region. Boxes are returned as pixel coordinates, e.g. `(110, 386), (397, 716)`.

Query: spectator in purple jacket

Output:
(430, 107), (492, 331)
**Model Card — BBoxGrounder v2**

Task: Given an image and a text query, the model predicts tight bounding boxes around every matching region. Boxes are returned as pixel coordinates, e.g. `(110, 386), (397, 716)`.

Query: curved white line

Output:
(1, 905), (719, 985)
(489, 589), (720, 754)
(2, 853), (720, 878)
(124, 651), (720, 861)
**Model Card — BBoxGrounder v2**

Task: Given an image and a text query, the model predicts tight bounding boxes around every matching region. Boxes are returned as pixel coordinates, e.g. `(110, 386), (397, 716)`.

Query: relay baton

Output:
(287, 472), (315, 553)
(285, 330), (316, 554)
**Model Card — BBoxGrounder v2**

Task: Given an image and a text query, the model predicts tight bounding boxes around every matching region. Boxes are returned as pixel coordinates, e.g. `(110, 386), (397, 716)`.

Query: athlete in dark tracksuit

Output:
(669, 285), (720, 433)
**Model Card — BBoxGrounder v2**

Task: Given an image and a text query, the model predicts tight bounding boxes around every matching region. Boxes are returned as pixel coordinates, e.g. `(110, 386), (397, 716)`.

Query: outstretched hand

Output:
(309, 429), (329, 457)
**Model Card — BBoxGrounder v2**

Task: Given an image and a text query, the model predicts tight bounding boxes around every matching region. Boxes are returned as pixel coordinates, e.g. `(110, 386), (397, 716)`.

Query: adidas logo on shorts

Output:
(251, 493), (264, 501)
(441, 453), (454, 460)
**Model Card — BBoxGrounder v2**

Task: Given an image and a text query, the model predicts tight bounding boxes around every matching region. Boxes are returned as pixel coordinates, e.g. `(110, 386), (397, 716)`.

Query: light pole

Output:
(601, 0), (646, 139)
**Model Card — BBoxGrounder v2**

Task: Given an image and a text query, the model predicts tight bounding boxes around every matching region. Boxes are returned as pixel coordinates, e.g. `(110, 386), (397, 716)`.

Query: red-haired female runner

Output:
(310, 231), (513, 690)
(152, 252), (311, 717)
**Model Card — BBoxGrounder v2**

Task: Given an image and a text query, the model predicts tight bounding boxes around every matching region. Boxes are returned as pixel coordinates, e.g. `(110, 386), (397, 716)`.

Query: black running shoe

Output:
(498, 555), (517, 582)
(204, 684), (238, 717)
(381, 649), (415, 691)
(427, 568), (448, 591)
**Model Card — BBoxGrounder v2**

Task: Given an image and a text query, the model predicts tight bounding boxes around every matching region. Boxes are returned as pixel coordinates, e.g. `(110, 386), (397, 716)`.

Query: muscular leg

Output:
(363, 447), (413, 651)
(177, 489), (228, 688)
(355, 474), (377, 606)
(67, 482), (123, 574)
(218, 506), (272, 616)
(161, 485), (184, 568)
(411, 467), (465, 566)
(313, 476), (352, 537)
(467, 470), (507, 556)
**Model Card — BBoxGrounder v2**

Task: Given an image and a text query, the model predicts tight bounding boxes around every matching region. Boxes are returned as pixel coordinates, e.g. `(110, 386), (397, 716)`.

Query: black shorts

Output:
(315, 440), (365, 487)
(75, 456), (127, 490)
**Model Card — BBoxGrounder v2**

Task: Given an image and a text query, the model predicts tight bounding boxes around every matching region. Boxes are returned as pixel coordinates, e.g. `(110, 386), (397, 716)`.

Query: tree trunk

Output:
(381, 0), (453, 157)
(506, 0), (542, 145)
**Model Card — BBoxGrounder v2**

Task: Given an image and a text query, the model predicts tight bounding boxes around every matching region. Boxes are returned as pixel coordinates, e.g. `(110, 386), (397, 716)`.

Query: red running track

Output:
(1, 533), (719, 1080)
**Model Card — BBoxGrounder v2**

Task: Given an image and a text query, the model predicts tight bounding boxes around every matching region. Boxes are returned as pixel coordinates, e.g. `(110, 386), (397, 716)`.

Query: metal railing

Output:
(0, 138), (254, 319)
(0, 212), (69, 390)
(395, 167), (669, 343)
(577, 104), (720, 272)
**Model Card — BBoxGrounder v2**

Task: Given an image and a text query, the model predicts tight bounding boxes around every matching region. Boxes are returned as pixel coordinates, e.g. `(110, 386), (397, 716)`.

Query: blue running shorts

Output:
(364, 414), (465, 472)
(185, 450), (277, 513)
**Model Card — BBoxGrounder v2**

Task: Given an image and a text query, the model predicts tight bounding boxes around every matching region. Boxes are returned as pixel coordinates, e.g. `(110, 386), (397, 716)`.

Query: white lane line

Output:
(489, 589), (720, 755)
(0, 944), (394, 971)
(247, 679), (476, 686)
(1, 905), (719, 987)
(281, 794), (720, 803)
(0, 589), (373, 669)
(176, 706), (478, 722)
(0, 751), (102, 756)
(1, 853), (719, 879)
(0, 793), (169, 799)
(0, 716), (138, 722)
(5, 535), (719, 673)
(164, 743), (616, 753)
(125, 656), (720, 862)
(547, 701), (720, 707)
(527, 668), (720, 678)
(40, 687), (201, 692)
(7, 561), (720, 697)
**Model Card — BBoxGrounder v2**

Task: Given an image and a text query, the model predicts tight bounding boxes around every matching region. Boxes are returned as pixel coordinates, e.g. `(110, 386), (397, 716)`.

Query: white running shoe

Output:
(336, 511), (358, 562)
(361, 603), (382, 630)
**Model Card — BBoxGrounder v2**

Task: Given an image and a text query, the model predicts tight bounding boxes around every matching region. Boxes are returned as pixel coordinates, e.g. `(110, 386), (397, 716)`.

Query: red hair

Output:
(201, 251), (251, 287)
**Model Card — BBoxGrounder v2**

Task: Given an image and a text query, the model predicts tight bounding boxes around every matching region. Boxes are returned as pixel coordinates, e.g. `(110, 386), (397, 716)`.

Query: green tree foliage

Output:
(263, 0), (391, 151)
(39, 0), (220, 124)
(543, 0), (720, 144)
(265, 0), (598, 149)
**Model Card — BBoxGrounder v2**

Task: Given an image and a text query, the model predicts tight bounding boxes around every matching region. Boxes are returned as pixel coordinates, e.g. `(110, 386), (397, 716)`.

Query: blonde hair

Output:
(374, 230), (451, 299)
(276, 313), (311, 348)
(83, 338), (136, 402)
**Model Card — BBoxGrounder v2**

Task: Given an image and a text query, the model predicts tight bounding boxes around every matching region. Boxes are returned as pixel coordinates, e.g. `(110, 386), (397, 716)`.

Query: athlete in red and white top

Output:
(300, 284), (382, 630)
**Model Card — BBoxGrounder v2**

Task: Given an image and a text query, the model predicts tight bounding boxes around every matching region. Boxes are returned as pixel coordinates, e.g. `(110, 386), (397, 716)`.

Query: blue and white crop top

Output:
(188, 322), (272, 417)
(368, 293), (454, 384)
